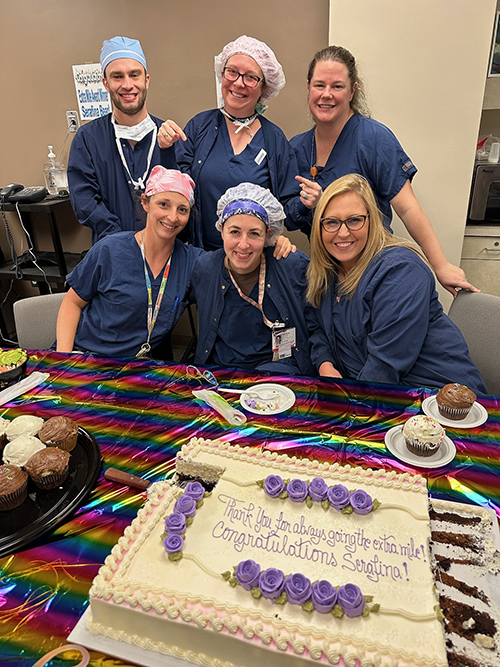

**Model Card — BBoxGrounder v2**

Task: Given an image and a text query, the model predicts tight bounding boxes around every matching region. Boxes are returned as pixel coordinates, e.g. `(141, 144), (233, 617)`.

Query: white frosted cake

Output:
(88, 438), (448, 667)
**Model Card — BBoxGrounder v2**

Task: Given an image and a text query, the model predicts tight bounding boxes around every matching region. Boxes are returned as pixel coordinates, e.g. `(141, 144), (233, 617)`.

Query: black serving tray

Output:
(0, 427), (102, 557)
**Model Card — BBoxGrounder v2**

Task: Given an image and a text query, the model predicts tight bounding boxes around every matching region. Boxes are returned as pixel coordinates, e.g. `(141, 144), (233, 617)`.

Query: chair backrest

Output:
(13, 292), (65, 350)
(448, 290), (500, 395)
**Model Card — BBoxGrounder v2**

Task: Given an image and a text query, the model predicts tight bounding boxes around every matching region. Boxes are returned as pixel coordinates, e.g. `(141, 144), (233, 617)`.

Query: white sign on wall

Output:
(72, 63), (110, 121)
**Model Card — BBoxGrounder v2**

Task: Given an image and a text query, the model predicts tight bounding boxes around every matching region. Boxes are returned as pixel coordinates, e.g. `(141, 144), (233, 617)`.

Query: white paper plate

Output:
(239, 383), (296, 415)
(385, 426), (456, 469)
(422, 396), (488, 428)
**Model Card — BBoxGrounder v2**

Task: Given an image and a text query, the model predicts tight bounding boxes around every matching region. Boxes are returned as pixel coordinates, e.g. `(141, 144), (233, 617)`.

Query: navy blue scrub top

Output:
(198, 124), (271, 250)
(210, 280), (279, 369)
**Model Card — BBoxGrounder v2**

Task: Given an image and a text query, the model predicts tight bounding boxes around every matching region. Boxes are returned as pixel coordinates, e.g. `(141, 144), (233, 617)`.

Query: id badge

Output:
(272, 327), (296, 360)
(136, 342), (151, 359)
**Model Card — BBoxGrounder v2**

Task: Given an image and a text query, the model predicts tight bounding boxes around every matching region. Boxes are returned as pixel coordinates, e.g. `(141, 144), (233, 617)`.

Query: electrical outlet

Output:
(66, 110), (80, 132)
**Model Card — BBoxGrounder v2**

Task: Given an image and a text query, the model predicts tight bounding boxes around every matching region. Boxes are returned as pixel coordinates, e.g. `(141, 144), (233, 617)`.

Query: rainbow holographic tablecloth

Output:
(1, 351), (499, 666)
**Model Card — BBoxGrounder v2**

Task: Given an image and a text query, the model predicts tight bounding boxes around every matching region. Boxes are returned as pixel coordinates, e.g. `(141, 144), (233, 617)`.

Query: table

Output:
(0, 197), (82, 292)
(1, 351), (499, 666)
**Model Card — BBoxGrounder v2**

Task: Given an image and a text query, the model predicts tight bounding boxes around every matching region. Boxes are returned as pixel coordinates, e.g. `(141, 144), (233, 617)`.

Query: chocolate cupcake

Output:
(436, 383), (476, 421)
(3, 435), (46, 466)
(5, 415), (44, 441)
(38, 416), (78, 452)
(402, 415), (445, 458)
(24, 447), (70, 490)
(0, 463), (28, 510)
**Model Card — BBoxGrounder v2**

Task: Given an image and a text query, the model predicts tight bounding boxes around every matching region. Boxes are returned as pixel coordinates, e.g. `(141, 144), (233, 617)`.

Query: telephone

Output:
(0, 183), (47, 203)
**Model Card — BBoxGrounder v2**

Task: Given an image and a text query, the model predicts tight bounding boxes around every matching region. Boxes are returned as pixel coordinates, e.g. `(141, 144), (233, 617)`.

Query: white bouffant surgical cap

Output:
(214, 35), (286, 106)
(216, 183), (285, 246)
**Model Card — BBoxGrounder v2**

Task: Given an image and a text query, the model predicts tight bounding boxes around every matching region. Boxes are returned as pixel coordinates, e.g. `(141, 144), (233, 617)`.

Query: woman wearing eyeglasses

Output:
(291, 45), (476, 298)
(159, 35), (306, 250)
(307, 174), (486, 393)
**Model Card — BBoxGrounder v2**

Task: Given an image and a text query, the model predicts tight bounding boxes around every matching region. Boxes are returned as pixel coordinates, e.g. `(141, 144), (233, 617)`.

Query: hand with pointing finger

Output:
(295, 175), (322, 209)
(158, 120), (187, 148)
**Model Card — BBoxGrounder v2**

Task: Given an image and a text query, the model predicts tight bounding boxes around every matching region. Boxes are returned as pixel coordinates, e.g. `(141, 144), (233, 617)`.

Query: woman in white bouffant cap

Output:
(159, 35), (309, 250)
(189, 183), (314, 376)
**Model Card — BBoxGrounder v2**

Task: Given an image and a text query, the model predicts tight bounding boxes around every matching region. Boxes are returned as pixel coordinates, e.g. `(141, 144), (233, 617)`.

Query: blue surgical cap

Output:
(100, 36), (147, 73)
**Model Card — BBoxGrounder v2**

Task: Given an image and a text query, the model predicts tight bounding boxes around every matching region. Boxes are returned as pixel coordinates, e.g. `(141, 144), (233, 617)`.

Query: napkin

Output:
(0, 371), (50, 406)
(192, 388), (247, 425)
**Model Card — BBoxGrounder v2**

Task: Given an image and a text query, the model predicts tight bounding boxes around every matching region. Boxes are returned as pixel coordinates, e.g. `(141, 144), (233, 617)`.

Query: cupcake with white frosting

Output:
(5, 415), (44, 441)
(402, 415), (445, 458)
(0, 417), (10, 452)
(3, 435), (46, 466)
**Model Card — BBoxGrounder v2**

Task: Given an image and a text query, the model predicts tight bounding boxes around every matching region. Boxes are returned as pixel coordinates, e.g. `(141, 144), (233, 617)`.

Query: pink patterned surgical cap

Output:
(144, 166), (195, 205)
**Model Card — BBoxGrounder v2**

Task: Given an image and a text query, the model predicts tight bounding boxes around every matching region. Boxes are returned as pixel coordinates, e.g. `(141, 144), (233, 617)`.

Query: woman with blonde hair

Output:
(307, 174), (486, 393)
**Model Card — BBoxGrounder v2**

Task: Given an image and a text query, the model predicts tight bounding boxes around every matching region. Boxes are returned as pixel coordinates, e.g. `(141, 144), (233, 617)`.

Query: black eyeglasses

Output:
(320, 214), (369, 233)
(222, 67), (264, 88)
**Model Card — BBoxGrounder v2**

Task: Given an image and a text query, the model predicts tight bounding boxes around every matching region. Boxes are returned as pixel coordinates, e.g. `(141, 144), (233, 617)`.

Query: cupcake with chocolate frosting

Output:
(24, 447), (70, 490)
(402, 415), (445, 458)
(38, 416), (78, 452)
(436, 383), (476, 421)
(0, 463), (28, 510)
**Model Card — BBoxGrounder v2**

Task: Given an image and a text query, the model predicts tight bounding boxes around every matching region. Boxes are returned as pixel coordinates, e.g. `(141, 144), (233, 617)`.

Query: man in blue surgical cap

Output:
(68, 36), (185, 244)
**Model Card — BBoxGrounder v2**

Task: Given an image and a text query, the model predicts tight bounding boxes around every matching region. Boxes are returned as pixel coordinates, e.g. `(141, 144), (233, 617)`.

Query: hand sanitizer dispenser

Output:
(43, 145), (68, 195)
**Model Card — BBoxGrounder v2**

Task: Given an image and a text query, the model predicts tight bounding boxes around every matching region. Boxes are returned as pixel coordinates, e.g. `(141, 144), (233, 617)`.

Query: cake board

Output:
(69, 609), (193, 667)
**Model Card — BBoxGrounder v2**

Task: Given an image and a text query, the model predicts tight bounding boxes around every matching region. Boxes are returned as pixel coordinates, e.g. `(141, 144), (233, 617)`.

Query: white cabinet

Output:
(461, 226), (500, 295)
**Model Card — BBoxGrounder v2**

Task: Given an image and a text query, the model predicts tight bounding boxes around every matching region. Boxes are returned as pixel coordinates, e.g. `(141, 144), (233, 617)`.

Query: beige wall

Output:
(1, 0), (327, 193)
(0, 0), (328, 331)
(329, 0), (497, 308)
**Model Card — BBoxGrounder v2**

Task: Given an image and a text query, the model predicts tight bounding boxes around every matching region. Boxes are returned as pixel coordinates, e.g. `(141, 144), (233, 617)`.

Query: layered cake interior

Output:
(429, 499), (500, 667)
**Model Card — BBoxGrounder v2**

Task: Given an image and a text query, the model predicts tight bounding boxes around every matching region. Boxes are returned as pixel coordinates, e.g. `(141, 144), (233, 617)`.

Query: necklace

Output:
(310, 131), (318, 180)
(221, 108), (258, 134)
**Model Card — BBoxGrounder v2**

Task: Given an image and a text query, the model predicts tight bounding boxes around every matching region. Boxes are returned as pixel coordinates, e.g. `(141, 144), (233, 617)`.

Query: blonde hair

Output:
(306, 174), (424, 307)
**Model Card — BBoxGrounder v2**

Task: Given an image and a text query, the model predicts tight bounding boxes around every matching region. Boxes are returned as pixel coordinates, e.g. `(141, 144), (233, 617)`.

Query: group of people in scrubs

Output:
(58, 34), (486, 394)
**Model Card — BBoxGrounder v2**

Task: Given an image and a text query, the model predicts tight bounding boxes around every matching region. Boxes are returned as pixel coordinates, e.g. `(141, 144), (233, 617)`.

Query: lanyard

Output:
(114, 120), (158, 191)
(226, 255), (278, 330)
(137, 234), (172, 357)
(220, 107), (258, 134)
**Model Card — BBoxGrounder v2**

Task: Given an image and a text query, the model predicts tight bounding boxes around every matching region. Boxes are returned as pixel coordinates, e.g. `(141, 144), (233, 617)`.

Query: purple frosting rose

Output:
(327, 484), (350, 511)
(287, 478), (308, 502)
(174, 494), (197, 517)
(308, 477), (328, 502)
(284, 573), (312, 605)
(311, 580), (338, 613)
(264, 475), (285, 498)
(338, 583), (365, 617)
(259, 568), (285, 599)
(350, 489), (373, 515)
(235, 560), (261, 590)
(164, 511), (186, 535)
(184, 481), (205, 502)
(163, 533), (184, 554)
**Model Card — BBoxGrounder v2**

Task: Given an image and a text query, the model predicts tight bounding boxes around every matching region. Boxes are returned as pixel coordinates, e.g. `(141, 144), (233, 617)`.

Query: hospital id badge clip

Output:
(272, 324), (295, 361)
(136, 342), (151, 359)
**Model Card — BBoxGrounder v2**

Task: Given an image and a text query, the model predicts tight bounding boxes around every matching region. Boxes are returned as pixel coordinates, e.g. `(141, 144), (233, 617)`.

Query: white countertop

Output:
(465, 224), (500, 237)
